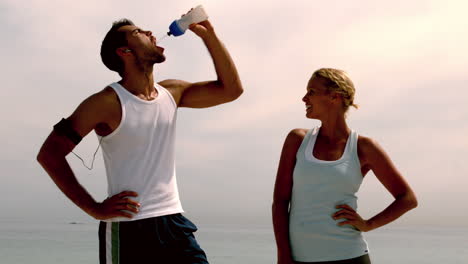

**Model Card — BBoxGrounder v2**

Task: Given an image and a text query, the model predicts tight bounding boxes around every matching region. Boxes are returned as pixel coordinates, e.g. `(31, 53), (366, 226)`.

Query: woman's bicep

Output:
(273, 129), (304, 202)
(364, 138), (413, 198)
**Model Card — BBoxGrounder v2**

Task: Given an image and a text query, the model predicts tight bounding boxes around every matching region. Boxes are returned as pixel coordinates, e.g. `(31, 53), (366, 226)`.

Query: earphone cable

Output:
(70, 136), (103, 170)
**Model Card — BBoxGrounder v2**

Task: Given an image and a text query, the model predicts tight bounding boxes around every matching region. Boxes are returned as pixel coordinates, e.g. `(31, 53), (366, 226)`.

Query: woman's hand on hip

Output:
(333, 204), (372, 232)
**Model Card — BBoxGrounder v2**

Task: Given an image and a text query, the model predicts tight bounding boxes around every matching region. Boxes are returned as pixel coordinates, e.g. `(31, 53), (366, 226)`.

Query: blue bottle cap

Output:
(169, 20), (185, 36)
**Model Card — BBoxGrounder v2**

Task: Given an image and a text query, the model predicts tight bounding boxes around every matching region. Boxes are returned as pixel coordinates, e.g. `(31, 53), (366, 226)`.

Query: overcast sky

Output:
(1, 0), (467, 228)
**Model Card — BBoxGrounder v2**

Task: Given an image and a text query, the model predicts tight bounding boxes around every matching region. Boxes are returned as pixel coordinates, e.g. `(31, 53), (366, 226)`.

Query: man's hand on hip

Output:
(90, 191), (140, 220)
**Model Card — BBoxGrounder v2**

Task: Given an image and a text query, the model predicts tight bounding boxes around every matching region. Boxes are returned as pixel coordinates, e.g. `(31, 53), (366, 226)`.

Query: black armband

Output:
(53, 118), (83, 145)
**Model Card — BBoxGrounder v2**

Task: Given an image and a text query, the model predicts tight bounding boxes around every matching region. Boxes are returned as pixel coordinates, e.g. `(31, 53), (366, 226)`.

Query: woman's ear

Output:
(330, 92), (343, 104)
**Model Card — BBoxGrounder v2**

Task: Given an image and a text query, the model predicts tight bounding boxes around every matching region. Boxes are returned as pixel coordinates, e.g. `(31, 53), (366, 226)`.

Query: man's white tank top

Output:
(289, 126), (368, 262)
(100, 82), (183, 222)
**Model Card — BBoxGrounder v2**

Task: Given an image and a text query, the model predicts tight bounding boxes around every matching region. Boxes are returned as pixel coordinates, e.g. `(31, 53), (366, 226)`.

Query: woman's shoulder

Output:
(357, 134), (386, 161)
(278, 128), (309, 159)
(357, 134), (379, 150)
(288, 128), (309, 139)
(282, 128), (309, 148)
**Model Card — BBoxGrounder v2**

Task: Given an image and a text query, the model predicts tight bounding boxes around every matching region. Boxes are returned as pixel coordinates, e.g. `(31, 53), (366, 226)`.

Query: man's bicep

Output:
(160, 79), (236, 108)
(39, 130), (77, 158)
(179, 81), (230, 108)
(66, 94), (108, 138)
(39, 99), (100, 158)
(38, 92), (110, 165)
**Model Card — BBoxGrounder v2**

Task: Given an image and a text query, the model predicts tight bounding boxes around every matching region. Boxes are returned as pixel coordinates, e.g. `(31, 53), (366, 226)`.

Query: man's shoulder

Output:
(157, 79), (191, 106)
(84, 86), (118, 105)
(73, 86), (120, 117)
(97, 85), (118, 100)
(158, 79), (190, 90)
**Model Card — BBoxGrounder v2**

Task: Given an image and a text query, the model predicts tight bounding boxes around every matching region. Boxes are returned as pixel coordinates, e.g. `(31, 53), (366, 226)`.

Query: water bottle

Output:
(168, 5), (209, 36)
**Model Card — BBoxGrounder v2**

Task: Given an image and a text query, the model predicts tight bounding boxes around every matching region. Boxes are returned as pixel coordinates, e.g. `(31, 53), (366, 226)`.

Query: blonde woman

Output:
(272, 68), (417, 264)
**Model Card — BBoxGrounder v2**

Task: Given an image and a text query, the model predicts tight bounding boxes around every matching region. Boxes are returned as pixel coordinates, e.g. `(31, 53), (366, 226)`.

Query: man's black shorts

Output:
(99, 213), (208, 264)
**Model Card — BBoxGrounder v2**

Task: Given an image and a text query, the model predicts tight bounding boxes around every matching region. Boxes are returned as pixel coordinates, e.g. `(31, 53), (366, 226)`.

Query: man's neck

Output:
(120, 67), (157, 100)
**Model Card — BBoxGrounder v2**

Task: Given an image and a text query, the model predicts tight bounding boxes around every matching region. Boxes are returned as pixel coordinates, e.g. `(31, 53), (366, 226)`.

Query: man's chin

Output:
(154, 55), (166, 64)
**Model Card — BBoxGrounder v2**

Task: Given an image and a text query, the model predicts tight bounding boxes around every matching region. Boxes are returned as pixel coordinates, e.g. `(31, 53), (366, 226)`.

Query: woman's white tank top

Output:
(289, 126), (369, 262)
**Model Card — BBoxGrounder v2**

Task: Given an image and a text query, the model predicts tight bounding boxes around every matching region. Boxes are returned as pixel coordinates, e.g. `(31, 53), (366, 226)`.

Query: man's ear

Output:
(116, 47), (132, 57)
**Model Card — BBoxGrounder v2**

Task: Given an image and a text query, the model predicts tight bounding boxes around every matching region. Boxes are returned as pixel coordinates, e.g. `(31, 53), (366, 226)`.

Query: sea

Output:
(1, 218), (467, 264)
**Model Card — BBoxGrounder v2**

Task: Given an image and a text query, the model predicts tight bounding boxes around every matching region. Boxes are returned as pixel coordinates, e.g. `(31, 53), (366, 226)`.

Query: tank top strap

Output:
(347, 129), (359, 161)
(296, 127), (318, 161)
(108, 82), (130, 103)
(155, 83), (177, 108)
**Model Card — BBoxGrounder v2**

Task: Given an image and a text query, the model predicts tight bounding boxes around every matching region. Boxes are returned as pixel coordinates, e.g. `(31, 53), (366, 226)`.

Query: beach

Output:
(1, 218), (467, 263)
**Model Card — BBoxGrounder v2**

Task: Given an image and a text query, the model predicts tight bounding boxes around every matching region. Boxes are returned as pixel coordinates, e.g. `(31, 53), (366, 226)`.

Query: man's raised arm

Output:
(160, 20), (243, 108)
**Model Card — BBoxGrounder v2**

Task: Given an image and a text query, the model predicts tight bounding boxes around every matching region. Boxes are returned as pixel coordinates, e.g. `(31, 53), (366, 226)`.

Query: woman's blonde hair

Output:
(312, 68), (359, 111)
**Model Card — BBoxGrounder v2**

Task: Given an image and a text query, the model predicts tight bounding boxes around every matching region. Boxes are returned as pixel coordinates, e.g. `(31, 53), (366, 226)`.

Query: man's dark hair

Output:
(100, 19), (134, 76)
